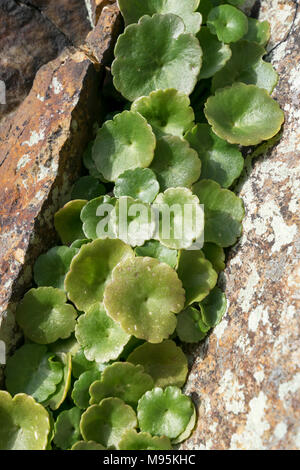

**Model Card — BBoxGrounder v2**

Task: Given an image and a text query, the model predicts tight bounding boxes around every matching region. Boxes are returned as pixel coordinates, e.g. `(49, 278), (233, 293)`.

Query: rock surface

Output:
(0, 0), (108, 122)
(0, 2), (121, 380)
(181, 0), (300, 451)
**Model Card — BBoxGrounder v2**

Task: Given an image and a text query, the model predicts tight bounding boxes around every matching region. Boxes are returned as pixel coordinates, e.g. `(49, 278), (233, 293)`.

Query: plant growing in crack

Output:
(0, 0), (284, 450)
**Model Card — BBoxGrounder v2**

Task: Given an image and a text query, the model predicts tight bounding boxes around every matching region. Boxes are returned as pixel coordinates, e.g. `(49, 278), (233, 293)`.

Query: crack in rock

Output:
(266, 1), (299, 57)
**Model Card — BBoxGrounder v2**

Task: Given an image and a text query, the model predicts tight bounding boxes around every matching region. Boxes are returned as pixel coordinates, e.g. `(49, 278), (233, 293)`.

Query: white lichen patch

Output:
(230, 392), (270, 450)
(288, 196), (298, 213)
(34, 190), (45, 202)
(254, 369), (265, 385)
(278, 373), (300, 404)
(16, 154), (31, 171)
(209, 422), (218, 434)
(201, 396), (211, 414)
(248, 305), (270, 333)
(283, 305), (297, 321)
(258, 201), (297, 253)
(22, 129), (45, 148)
(36, 158), (59, 183)
(274, 422), (287, 441)
(236, 334), (252, 355)
(213, 319), (228, 341)
(219, 370), (245, 415)
(51, 77), (63, 95)
(238, 267), (260, 313)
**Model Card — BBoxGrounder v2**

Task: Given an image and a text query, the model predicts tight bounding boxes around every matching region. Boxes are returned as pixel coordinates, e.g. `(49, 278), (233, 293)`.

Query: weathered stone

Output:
(20, 0), (94, 44)
(181, 0), (300, 450)
(82, 1), (122, 66)
(0, 0), (106, 123)
(0, 3), (121, 381)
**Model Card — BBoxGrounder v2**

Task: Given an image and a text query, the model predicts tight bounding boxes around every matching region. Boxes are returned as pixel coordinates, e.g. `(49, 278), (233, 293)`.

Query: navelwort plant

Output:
(0, 0), (284, 450)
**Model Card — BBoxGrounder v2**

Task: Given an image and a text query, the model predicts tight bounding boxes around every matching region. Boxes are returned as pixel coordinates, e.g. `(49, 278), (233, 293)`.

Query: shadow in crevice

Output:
(251, 0), (262, 19)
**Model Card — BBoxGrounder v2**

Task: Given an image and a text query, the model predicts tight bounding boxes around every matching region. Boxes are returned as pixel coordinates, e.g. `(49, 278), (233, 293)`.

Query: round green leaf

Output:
(72, 369), (101, 410)
(185, 123), (244, 188)
(44, 353), (73, 411)
(92, 111), (155, 182)
(197, 27), (231, 79)
(104, 257), (185, 343)
(111, 196), (156, 247)
(0, 391), (50, 450)
(200, 286), (227, 327)
(80, 398), (137, 449)
(5, 344), (63, 403)
(34, 246), (78, 290)
(118, 0), (202, 34)
(154, 188), (204, 250)
(207, 5), (248, 43)
(114, 168), (159, 204)
(137, 386), (194, 439)
(204, 83), (284, 146)
(243, 17), (270, 46)
(172, 406), (197, 444)
(89, 362), (154, 408)
(16, 287), (77, 344)
(118, 429), (172, 450)
(131, 89), (195, 139)
(53, 407), (82, 450)
(71, 176), (106, 201)
(75, 303), (130, 363)
(65, 238), (134, 311)
(202, 242), (225, 273)
(112, 14), (202, 101)
(150, 136), (201, 191)
(177, 249), (218, 305)
(72, 348), (103, 379)
(135, 240), (178, 269)
(54, 200), (86, 245)
(176, 307), (210, 343)
(72, 440), (105, 450)
(127, 339), (188, 388)
(193, 179), (245, 247)
(80, 195), (116, 240)
(212, 40), (278, 94)
(46, 410), (55, 449)
(70, 239), (91, 249)
(48, 335), (80, 357)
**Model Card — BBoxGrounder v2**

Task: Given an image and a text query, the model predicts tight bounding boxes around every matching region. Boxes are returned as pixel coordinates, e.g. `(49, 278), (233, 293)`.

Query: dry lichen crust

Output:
(180, 0), (300, 451)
